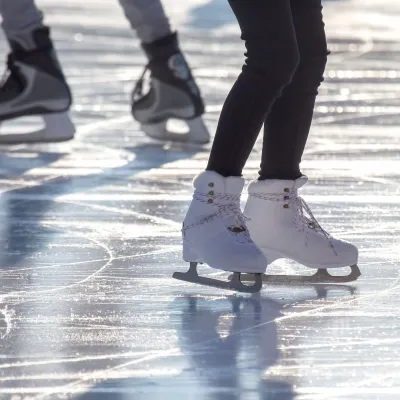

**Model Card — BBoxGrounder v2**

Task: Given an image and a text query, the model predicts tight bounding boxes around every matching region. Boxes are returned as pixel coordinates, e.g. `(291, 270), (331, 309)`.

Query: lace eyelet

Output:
(284, 188), (290, 193)
(284, 196), (289, 200)
(208, 191), (214, 196)
(283, 204), (289, 209)
(207, 199), (213, 204)
(228, 226), (246, 233)
(208, 183), (214, 187)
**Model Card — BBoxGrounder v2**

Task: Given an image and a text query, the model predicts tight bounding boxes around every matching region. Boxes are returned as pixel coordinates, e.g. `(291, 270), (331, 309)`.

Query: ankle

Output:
(205, 167), (242, 179)
(258, 168), (302, 181)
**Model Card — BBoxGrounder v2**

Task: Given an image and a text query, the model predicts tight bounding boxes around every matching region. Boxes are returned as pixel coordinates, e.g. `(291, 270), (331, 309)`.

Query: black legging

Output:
(207, 0), (328, 180)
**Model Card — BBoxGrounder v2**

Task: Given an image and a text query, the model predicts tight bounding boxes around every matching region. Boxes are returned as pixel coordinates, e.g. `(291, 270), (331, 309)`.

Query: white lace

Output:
(183, 191), (252, 244)
(250, 189), (337, 255)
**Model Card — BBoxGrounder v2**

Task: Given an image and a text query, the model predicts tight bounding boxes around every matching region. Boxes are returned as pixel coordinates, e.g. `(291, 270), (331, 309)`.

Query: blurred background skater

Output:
(0, 0), (208, 144)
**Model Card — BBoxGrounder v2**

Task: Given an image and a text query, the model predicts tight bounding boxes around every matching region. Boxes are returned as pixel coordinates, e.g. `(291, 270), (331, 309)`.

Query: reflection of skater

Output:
(177, 0), (359, 292)
(174, 295), (294, 400)
(0, 0), (208, 144)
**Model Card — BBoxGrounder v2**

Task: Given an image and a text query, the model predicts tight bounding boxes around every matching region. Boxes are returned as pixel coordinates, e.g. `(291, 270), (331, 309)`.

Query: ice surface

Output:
(0, 0), (400, 398)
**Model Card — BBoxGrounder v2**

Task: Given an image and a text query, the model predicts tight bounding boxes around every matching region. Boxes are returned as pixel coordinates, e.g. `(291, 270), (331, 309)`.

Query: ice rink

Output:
(1, 0), (400, 398)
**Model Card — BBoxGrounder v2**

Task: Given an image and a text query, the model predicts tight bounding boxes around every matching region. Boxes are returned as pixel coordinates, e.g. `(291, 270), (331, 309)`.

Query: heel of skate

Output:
(182, 240), (203, 263)
(173, 262), (263, 293)
(233, 264), (361, 285)
(43, 112), (75, 142)
(261, 248), (284, 264)
(141, 116), (209, 144)
(187, 117), (210, 144)
(0, 112), (75, 144)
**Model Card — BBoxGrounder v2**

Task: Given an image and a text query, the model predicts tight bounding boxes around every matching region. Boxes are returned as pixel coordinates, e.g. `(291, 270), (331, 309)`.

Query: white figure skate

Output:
(237, 176), (361, 285)
(132, 33), (209, 144)
(173, 171), (267, 293)
(0, 27), (75, 144)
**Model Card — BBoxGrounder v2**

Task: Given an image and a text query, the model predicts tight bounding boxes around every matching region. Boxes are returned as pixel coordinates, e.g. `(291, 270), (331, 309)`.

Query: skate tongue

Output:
(8, 26), (53, 53)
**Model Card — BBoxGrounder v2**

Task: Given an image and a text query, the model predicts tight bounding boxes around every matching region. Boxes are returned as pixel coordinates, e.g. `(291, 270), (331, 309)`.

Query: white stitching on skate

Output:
(249, 190), (338, 255)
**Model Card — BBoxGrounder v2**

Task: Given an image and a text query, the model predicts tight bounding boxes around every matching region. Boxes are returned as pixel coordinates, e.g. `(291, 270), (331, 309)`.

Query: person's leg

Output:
(179, 0), (301, 288)
(259, 0), (328, 180)
(244, 0), (359, 278)
(0, 0), (43, 49)
(206, 0), (299, 177)
(118, 0), (171, 43)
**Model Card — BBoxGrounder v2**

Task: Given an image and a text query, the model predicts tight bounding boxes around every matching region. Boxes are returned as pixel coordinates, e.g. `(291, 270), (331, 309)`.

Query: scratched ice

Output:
(0, 0), (400, 399)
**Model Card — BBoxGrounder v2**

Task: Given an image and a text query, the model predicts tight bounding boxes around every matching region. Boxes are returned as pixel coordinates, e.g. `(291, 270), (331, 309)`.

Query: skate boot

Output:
(241, 176), (361, 284)
(0, 26), (75, 143)
(173, 171), (267, 293)
(132, 32), (209, 144)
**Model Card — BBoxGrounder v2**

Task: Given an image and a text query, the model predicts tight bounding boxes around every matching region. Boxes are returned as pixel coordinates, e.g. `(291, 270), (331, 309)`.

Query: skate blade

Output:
(173, 262), (262, 293)
(142, 116), (210, 144)
(0, 112), (75, 144)
(231, 265), (361, 285)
